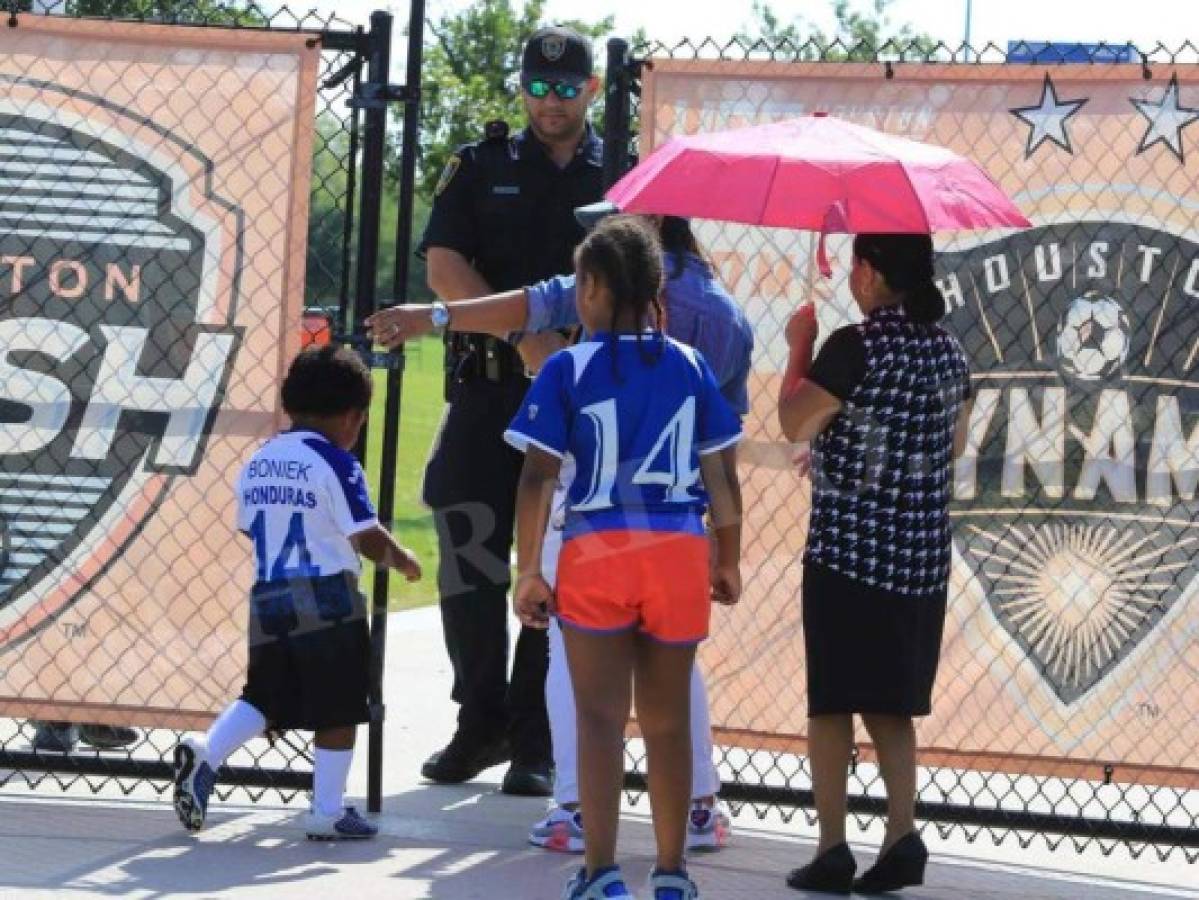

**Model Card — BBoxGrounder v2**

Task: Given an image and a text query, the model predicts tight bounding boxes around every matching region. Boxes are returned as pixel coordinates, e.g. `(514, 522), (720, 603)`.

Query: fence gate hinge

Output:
(348, 83), (420, 110)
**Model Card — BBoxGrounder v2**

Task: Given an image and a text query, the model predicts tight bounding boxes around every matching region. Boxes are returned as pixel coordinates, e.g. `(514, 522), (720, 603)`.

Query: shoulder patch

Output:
(435, 155), (462, 196)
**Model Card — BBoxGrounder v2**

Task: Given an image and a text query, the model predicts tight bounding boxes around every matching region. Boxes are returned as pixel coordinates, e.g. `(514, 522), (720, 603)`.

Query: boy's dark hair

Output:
(281, 345), (372, 418)
(852, 232), (946, 325)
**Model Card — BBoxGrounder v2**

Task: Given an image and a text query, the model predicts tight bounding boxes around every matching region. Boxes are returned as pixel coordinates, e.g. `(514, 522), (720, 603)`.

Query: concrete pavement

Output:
(0, 606), (1195, 899)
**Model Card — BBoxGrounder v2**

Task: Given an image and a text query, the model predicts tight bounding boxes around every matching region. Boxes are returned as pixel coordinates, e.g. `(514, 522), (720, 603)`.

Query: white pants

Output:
(542, 489), (721, 807)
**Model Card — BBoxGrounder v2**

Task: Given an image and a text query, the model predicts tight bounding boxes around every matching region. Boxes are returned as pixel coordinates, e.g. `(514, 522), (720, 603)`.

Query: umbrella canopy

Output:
(606, 114), (1030, 273)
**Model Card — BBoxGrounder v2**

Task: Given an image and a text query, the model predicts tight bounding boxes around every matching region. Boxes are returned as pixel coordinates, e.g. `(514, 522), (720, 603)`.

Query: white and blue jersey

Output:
(505, 332), (742, 540)
(235, 429), (378, 585)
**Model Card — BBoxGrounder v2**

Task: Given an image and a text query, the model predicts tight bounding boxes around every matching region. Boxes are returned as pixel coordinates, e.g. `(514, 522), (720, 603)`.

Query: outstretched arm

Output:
(351, 525), (422, 581)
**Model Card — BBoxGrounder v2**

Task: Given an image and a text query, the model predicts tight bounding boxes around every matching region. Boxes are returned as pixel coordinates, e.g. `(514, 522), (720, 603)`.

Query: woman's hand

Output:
(365, 304), (435, 349)
(513, 573), (553, 629)
(793, 443), (813, 479)
(711, 563), (742, 607)
(785, 303), (818, 350)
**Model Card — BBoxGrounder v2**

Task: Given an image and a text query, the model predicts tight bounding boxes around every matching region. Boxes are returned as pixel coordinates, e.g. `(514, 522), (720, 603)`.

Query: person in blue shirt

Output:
(370, 208), (753, 417)
(368, 210), (754, 853)
(504, 215), (743, 900)
(172, 346), (422, 841)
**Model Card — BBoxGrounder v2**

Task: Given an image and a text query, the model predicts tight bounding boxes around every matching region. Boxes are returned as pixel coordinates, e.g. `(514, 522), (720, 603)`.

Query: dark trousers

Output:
(423, 378), (551, 765)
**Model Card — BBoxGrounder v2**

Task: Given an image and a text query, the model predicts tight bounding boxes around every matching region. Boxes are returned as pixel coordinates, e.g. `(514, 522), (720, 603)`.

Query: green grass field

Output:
(362, 336), (445, 611)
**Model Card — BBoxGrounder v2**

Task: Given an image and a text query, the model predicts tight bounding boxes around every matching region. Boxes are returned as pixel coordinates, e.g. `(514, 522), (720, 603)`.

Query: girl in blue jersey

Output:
(506, 216), (743, 900)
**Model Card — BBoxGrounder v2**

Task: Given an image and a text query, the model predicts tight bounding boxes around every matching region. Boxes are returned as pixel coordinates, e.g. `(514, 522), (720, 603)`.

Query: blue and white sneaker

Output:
(173, 736), (216, 832)
(685, 800), (731, 852)
(304, 805), (378, 840)
(648, 868), (699, 900)
(563, 865), (636, 899)
(530, 805), (585, 853)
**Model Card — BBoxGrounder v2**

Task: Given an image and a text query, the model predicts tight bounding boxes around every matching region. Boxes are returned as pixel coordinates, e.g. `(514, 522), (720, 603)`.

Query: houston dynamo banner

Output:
(0, 18), (317, 728)
(643, 61), (1199, 786)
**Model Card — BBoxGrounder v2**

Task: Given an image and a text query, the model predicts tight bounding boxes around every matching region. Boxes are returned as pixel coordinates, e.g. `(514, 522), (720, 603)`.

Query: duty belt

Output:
(445, 332), (526, 388)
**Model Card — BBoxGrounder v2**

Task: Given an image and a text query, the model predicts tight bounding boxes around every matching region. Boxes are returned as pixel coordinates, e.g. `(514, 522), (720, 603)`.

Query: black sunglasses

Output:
(524, 78), (583, 100)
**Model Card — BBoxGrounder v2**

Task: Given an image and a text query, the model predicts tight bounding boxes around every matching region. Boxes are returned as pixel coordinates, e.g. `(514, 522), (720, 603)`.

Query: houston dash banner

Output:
(0, 18), (317, 729)
(642, 61), (1199, 787)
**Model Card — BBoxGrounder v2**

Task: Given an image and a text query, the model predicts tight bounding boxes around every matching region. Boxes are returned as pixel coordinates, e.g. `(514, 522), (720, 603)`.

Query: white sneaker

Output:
(685, 799), (731, 852)
(304, 805), (378, 840)
(530, 805), (585, 853)
(648, 867), (699, 899)
(563, 866), (635, 899)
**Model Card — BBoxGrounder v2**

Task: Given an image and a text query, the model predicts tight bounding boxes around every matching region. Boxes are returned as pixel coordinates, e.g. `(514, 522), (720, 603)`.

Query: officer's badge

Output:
(542, 35), (566, 62)
(435, 155), (461, 196)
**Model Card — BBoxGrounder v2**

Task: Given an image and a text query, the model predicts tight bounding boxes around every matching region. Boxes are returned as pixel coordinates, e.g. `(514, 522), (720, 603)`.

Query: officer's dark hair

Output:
(575, 215), (665, 375)
(853, 232), (946, 324)
(282, 345), (373, 418)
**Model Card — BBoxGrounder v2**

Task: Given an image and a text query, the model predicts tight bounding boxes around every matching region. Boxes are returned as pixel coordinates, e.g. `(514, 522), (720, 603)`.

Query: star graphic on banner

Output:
(1131, 74), (1199, 163)
(1010, 75), (1088, 158)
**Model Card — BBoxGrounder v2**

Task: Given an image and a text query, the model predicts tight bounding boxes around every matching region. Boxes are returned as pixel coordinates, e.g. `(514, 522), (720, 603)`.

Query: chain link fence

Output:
(0, 1), (402, 805)
(607, 37), (1199, 862)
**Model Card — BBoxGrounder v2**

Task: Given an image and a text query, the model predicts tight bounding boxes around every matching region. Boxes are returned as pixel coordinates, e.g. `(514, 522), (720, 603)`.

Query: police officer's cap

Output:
(521, 26), (593, 86)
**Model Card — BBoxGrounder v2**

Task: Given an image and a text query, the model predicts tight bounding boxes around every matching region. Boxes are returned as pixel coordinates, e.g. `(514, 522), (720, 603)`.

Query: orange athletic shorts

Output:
(555, 530), (710, 645)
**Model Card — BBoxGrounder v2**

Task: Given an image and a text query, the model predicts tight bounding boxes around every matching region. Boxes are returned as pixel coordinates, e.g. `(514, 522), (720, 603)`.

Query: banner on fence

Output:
(643, 60), (1199, 787)
(0, 17), (318, 729)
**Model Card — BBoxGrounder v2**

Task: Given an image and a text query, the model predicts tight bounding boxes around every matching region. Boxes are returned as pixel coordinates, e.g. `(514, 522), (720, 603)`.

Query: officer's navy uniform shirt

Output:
(419, 124), (604, 292)
(505, 333), (743, 542)
(804, 305), (971, 597)
(236, 429), (377, 584)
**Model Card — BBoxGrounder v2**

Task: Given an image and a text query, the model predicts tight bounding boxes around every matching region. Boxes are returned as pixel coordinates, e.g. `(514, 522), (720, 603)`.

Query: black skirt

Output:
(802, 561), (947, 717)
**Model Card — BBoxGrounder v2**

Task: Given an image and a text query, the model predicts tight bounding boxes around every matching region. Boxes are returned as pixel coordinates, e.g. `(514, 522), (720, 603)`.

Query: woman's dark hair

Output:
(282, 345), (373, 418)
(575, 214), (665, 377)
(658, 215), (703, 280)
(852, 233), (946, 324)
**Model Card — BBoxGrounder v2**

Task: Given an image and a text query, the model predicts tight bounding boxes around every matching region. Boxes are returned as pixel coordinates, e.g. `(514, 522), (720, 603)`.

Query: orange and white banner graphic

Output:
(0, 18), (317, 729)
(644, 60), (1199, 787)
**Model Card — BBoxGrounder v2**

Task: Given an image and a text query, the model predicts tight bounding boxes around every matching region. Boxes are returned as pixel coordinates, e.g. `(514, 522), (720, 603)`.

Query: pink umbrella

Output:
(606, 113), (1030, 275)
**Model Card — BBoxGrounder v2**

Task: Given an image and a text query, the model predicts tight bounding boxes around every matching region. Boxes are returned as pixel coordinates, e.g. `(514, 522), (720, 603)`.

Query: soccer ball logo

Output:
(1055, 292), (1131, 382)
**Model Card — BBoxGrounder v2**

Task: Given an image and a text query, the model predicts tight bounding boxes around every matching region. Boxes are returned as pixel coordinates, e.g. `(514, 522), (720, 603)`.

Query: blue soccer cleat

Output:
(304, 805), (379, 840)
(173, 736), (216, 832)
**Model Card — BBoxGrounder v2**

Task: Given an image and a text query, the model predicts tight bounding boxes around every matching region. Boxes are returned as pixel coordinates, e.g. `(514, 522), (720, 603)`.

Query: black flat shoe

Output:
(852, 832), (928, 894)
(785, 842), (856, 894)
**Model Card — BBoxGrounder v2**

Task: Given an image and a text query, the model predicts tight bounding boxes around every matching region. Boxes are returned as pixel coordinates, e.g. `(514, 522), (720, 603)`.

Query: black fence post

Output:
(363, 0), (425, 816)
(602, 37), (632, 190)
(352, 9), (393, 815)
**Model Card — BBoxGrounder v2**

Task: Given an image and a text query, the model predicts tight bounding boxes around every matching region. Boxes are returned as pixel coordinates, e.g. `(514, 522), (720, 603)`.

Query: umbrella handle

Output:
(816, 230), (833, 278)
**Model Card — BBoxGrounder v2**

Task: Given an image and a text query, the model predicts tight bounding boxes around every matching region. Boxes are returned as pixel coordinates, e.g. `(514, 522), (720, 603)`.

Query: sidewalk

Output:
(1, 606), (1195, 899)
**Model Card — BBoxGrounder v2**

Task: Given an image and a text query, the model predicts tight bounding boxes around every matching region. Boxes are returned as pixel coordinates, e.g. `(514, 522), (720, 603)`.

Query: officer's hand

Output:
(366, 304), (435, 349)
(513, 573), (553, 629)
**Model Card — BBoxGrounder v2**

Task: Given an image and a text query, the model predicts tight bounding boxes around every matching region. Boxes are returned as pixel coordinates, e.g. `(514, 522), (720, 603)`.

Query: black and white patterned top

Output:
(804, 304), (971, 596)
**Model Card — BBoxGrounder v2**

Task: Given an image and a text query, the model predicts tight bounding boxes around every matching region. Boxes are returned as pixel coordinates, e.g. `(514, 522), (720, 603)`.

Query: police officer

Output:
(413, 26), (603, 796)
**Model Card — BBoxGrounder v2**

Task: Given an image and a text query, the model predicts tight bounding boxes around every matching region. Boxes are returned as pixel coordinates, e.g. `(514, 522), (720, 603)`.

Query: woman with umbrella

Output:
(604, 113), (1023, 894)
(777, 233), (972, 894)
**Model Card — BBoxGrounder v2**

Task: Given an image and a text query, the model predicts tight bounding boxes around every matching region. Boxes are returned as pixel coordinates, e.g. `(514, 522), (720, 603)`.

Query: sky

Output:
(318, 0), (1199, 64)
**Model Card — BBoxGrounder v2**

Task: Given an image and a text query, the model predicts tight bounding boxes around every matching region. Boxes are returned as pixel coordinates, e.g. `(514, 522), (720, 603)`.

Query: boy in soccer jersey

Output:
(172, 345), (421, 840)
(507, 216), (743, 900)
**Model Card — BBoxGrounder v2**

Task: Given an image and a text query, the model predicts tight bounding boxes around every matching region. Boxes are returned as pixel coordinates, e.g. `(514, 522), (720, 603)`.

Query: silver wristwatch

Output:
(430, 301), (451, 329)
